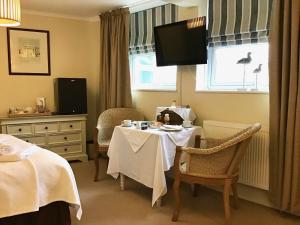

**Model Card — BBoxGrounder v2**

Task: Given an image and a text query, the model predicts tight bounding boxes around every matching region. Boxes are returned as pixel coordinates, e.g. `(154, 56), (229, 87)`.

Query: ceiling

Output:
(21, 0), (200, 19)
(21, 0), (160, 19)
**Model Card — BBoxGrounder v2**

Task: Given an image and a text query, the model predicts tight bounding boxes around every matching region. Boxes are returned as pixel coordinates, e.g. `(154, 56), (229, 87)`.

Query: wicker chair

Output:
(172, 123), (261, 223)
(94, 108), (144, 181)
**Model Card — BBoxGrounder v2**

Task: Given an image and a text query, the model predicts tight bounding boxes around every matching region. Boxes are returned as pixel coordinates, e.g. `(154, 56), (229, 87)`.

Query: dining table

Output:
(107, 124), (202, 206)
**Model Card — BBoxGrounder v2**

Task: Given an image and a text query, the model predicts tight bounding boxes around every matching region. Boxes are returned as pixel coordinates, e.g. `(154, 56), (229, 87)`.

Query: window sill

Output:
(132, 89), (177, 92)
(195, 90), (269, 94)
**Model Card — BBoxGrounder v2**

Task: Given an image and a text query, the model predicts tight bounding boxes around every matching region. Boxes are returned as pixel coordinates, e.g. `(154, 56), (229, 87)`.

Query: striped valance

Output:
(129, 4), (178, 55)
(208, 0), (273, 47)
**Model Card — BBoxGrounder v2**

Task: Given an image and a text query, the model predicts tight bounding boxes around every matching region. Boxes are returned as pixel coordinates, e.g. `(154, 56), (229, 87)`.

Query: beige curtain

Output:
(269, 0), (300, 215)
(99, 8), (132, 114)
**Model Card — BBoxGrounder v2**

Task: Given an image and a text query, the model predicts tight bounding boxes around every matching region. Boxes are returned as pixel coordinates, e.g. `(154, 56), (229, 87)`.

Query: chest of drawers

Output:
(0, 114), (88, 162)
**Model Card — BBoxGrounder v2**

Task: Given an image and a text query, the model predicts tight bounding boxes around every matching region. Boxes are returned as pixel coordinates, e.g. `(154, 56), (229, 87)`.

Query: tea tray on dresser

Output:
(0, 114), (88, 162)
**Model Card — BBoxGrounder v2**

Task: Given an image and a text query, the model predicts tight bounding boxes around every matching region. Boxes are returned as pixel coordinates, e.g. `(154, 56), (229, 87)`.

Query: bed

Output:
(0, 134), (82, 225)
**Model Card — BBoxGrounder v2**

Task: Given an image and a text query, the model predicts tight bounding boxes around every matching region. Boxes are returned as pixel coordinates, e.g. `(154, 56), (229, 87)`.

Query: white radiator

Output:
(203, 120), (269, 190)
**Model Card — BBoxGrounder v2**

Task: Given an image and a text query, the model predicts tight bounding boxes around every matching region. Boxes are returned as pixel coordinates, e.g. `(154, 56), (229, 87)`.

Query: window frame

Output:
(130, 52), (178, 92)
(196, 42), (270, 94)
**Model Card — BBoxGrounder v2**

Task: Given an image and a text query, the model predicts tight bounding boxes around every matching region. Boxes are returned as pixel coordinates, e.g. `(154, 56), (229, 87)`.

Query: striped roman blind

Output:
(208, 0), (273, 47)
(129, 4), (178, 55)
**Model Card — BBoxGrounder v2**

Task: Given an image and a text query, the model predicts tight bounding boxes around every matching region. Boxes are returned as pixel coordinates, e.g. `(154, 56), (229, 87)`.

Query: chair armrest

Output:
(182, 143), (236, 156)
(183, 130), (254, 155)
(200, 138), (225, 148)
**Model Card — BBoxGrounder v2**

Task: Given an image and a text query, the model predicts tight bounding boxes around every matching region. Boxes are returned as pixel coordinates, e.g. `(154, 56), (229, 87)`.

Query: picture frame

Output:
(7, 28), (51, 76)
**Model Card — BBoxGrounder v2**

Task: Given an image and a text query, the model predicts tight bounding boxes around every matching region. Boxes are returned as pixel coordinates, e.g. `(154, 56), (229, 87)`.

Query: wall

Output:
(0, 13), (100, 140)
(132, 5), (269, 128)
(0, 4), (270, 141)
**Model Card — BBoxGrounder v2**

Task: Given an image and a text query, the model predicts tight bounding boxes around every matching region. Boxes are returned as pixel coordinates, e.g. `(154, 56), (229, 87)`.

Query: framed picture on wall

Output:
(7, 28), (51, 76)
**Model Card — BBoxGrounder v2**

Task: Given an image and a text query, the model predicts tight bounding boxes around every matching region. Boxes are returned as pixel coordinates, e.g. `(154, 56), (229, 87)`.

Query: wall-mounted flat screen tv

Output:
(154, 17), (207, 66)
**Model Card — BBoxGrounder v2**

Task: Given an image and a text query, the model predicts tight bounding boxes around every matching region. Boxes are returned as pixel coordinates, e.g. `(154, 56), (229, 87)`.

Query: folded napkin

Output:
(166, 128), (195, 147)
(0, 134), (37, 162)
(119, 127), (153, 152)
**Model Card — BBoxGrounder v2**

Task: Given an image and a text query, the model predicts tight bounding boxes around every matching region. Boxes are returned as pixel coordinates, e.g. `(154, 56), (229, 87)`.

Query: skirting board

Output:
(208, 184), (274, 208)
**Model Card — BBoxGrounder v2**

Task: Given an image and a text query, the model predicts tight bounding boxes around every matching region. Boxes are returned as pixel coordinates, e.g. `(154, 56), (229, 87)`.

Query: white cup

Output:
(182, 120), (192, 128)
(123, 120), (132, 127)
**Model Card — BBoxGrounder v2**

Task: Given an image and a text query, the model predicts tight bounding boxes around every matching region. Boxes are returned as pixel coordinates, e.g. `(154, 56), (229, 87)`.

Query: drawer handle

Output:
(45, 126), (48, 130)
(69, 125), (73, 128)
(18, 128), (22, 132)
(64, 148), (68, 152)
(64, 137), (68, 140)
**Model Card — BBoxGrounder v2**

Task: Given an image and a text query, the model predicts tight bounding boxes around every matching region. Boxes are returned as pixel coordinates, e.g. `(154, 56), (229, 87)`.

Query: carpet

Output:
(70, 160), (300, 225)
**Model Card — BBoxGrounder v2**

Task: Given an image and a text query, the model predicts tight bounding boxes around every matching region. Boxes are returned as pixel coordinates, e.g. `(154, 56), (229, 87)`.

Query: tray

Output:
(8, 112), (52, 118)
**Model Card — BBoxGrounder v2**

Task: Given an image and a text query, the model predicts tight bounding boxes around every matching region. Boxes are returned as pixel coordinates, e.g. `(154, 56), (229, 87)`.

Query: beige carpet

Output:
(70, 160), (299, 225)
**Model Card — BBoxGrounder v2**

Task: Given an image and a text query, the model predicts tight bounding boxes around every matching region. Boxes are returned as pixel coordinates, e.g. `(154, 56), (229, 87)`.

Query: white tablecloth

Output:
(107, 126), (202, 206)
(0, 134), (82, 219)
(156, 107), (197, 121)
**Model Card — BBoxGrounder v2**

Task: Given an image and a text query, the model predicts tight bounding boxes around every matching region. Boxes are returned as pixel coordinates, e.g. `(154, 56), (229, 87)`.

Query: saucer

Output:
(149, 125), (159, 129)
(121, 124), (132, 127)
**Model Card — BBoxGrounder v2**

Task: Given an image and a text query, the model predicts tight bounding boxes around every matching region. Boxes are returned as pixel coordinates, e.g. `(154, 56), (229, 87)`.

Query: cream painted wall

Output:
(0, 13), (100, 139)
(132, 5), (269, 127)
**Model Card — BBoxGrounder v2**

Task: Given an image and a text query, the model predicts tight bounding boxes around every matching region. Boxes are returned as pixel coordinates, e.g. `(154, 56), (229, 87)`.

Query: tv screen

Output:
(154, 18), (207, 66)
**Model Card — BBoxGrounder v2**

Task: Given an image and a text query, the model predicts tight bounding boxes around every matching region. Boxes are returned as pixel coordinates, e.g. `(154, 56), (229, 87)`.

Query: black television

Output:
(154, 17), (207, 66)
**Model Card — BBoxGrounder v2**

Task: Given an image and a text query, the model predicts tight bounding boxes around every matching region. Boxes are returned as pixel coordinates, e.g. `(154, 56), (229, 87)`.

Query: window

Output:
(196, 43), (269, 92)
(130, 53), (177, 91)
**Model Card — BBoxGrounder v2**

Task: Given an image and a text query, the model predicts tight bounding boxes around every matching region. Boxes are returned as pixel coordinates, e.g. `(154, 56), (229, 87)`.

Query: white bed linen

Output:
(0, 135), (37, 162)
(0, 135), (82, 220)
(107, 126), (201, 206)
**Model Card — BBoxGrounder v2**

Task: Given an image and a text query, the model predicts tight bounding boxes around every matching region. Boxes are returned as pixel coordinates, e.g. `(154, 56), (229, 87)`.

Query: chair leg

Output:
(105, 155), (109, 172)
(192, 184), (199, 197)
(120, 173), (125, 191)
(231, 182), (239, 209)
(223, 180), (232, 224)
(94, 152), (100, 182)
(172, 179), (181, 222)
